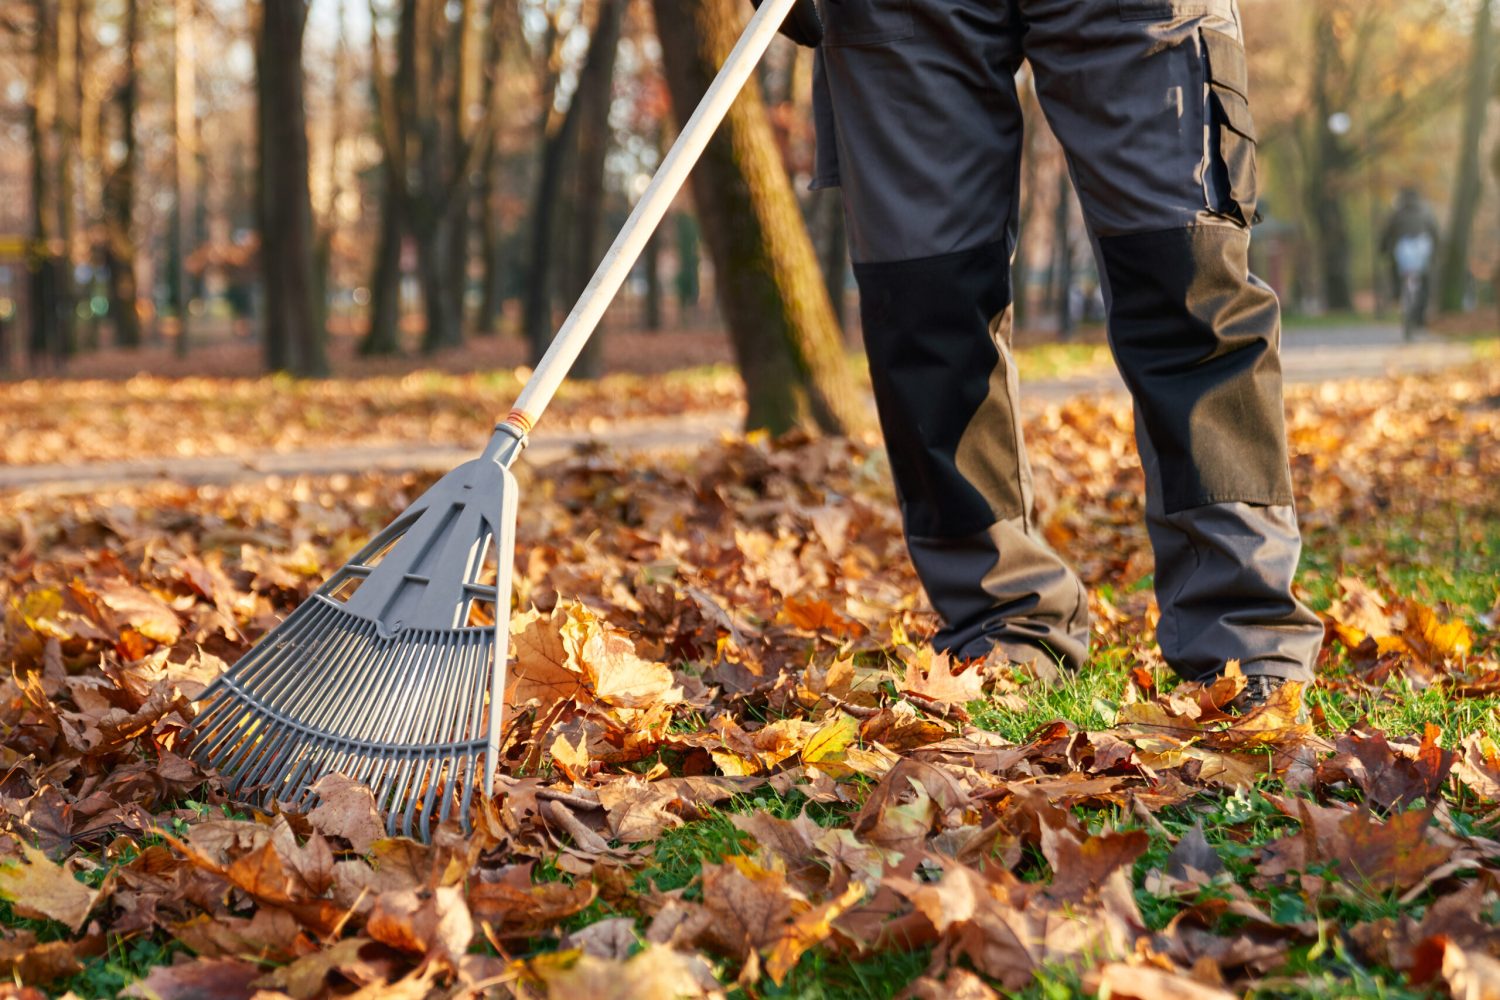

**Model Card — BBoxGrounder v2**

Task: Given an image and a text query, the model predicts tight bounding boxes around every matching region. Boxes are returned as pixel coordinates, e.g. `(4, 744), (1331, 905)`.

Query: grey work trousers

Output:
(813, 0), (1323, 681)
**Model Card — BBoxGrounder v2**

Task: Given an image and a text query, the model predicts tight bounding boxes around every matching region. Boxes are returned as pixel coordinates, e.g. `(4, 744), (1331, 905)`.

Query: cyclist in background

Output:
(1380, 187), (1441, 338)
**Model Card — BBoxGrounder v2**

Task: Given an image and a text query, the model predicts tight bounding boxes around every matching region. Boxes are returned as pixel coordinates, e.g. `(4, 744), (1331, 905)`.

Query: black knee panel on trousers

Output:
(1098, 225), (1293, 515)
(855, 240), (1022, 538)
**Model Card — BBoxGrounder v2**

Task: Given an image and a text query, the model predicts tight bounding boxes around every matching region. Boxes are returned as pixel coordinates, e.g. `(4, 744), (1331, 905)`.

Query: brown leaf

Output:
(469, 866), (597, 939)
(596, 777), (683, 843)
(96, 580), (183, 646)
(0, 928), (99, 985)
(765, 883), (864, 984)
(1094, 962), (1237, 1000)
(901, 967), (1000, 1000)
(121, 957), (262, 1000)
(1319, 725), (1455, 812)
(1454, 732), (1500, 802)
(366, 885), (474, 964)
(251, 937), (404, 1000)
(306, 774), (386, 853)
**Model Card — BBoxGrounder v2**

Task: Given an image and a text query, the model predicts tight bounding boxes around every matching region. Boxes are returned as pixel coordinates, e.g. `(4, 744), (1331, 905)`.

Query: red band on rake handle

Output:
(504, 410), (535, 436)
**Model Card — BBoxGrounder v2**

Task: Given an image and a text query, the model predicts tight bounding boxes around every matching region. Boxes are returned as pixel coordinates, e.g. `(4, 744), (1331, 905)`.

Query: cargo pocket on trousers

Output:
(821, 0), (913, 46)
(1201, 28), (1260, 226)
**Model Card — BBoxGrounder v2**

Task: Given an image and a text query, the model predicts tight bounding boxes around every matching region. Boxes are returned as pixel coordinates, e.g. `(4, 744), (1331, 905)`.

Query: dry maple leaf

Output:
(469, 863), (598, 939)
(1453, 732), (1500, 802)
(0, 840), (101, 933)
(765, 883), (865, 984)
(252, 937), (416, 999)
(95, 580), (184, 646)
(595, 776), (683, 843)
(305, 773), (387, 854)
(366, 884), (473, 964)
(901, 648), (985, 705)
(1319, 724), (1455, 813)
(0, 927), (102, 986)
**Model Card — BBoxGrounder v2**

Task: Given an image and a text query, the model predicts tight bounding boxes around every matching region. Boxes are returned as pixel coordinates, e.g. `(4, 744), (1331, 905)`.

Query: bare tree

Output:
(256, 0), (327, 376)
(653, 0), (867, 435)
(29, 0), (70, 370)
(370, 0), (508, 354)
(103, 0), (142, 348)
(565, 0), (625, 377)
(1439, 0), (1494, 313)
(172, 0), (197, 355)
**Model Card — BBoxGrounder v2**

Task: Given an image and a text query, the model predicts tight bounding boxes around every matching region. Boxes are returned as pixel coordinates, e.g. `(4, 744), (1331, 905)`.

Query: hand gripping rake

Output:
(187, 0), (801, 839)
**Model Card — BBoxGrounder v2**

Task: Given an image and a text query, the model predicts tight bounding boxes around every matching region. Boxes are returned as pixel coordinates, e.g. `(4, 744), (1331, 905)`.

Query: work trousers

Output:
(813, 0), (1323, 681)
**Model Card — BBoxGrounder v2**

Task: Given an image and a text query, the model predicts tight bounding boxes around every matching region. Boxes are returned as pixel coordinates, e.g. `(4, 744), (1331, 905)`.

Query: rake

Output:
(187, 0), (801, 839)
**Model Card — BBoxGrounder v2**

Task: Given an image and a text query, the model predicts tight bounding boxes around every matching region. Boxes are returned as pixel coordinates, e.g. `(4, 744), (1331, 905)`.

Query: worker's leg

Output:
(1022, 0), (1322, 681)
(814, 0), (1088, 668)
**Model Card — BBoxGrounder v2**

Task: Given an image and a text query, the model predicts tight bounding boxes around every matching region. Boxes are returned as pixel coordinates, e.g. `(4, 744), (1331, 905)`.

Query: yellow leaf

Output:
(0, 842), (100, 933)
(16, 589), (69, 640)
(802, 713), (859, 765)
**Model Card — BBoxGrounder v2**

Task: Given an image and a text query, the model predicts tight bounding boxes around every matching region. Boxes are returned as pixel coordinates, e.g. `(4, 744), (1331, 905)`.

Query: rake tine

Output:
(193, 601), (338, 763)
(426, 636), (475, 831)
(318, 658), (406, 794)
(245, 621), (375, 798)
(383, 630), (452, 837)
(211, 613), (345, 781)
(234, 623), (371, 801)
(276, 620), (387, 798)
(435, 638), (480, 833)
(344, 631), (431, 788)
(457, 636), (487, 824)
(402, 633), (464, 839)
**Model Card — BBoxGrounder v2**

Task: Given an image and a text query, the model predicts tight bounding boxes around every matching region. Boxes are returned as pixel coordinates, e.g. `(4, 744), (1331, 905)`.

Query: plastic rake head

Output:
(189, 447), (520, 840)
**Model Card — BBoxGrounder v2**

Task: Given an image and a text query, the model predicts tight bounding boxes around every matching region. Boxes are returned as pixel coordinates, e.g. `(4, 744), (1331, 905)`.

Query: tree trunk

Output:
(653, 0), (867, 435)
(521, 112), (575, 355)
(103, 0), (141, 349)
(1438, 0), (1494, 314)
(256, 0), (327, 377)
(419, 211), (464, 352)
(1307, 8), (1353, 312)
(476, 146), (507, 336)
(29, 0), (65, 371)
(568, 0), (625, 378)
(172, 0), (197, 355)
(642, 227), (663, 330)
(362, 169), (406, 355)
(675, 211), (700, 322)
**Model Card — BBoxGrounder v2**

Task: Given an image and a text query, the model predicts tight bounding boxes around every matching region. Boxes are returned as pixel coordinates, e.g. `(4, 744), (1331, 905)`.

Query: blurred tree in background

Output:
(0, 0), (1495, 398)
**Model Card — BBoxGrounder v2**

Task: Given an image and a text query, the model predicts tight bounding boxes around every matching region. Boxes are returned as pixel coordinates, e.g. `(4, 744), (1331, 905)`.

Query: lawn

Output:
(0, 363), (1496, 999)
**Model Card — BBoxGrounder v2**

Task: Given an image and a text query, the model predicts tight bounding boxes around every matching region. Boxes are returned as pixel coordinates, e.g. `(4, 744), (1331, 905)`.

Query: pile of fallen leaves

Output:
(0, 367), (1496, 998)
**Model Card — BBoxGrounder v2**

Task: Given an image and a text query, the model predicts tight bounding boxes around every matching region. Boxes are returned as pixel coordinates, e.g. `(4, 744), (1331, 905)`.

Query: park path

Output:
(0, 324), (1479, 496)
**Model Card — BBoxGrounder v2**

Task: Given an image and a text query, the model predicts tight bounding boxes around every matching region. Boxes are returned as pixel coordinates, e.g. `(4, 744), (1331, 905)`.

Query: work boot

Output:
(1226, 674), (1310, 722)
